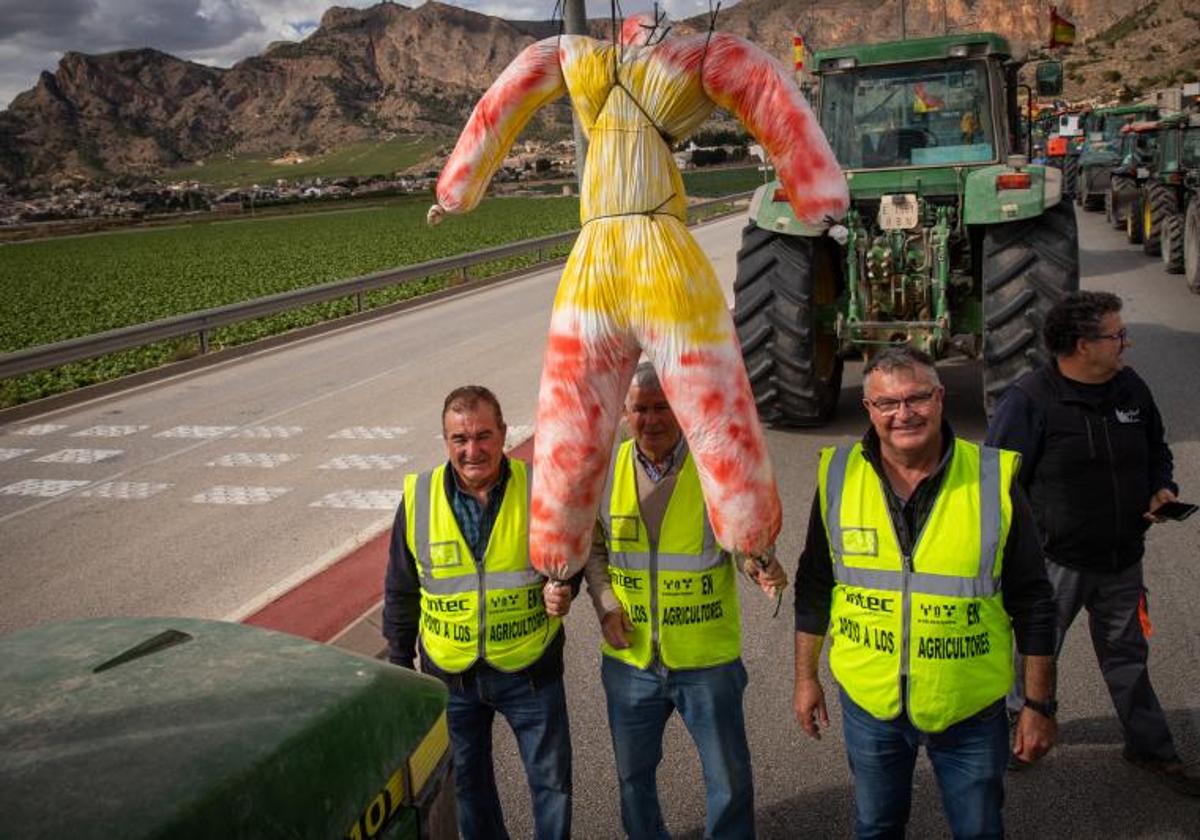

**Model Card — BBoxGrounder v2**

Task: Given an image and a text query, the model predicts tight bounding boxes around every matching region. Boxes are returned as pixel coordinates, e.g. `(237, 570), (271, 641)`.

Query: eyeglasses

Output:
(1092, 328), (1128, 344)
(866, 389), (938, 415)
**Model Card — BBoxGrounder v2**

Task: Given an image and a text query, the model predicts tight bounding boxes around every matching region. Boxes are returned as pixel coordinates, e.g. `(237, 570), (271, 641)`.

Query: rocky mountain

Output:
(1, 0), (1197, 187)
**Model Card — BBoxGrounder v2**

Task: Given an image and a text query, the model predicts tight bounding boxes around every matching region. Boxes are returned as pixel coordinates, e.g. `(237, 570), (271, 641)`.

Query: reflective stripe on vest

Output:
(599, 439), (740, 670)
(405, 459), (558, 673)
(820, 439), (1017, 733)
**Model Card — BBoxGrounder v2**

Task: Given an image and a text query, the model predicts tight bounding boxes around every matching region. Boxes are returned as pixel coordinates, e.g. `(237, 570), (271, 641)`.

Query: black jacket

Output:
(985, 363), (1176, 573)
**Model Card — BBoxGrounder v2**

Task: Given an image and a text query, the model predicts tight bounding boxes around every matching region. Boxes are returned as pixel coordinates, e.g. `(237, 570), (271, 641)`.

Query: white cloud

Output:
(0, 0), (733, 109)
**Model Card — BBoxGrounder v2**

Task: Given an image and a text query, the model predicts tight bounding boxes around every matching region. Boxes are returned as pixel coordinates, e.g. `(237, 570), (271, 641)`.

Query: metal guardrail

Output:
(0, 191), (754, 381)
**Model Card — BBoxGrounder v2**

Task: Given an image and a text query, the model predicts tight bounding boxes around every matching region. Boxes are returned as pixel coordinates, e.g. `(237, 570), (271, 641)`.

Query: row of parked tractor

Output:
(1039, 102), (1200, 292)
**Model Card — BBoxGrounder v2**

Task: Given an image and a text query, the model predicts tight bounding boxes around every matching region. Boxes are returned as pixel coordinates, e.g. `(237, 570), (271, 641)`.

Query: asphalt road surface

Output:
(2, 209), (1198, 836)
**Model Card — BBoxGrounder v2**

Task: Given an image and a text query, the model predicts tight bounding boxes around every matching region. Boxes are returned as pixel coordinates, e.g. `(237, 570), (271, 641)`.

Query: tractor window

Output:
(1181, 128), (1200, 170)
(819, 59), (996, 169)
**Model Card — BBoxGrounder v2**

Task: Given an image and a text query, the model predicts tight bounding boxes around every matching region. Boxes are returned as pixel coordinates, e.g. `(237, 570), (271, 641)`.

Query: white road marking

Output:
(0, 448), (35, 462)
(310, 489), (404, 510)
(80, 481), (172, 500)
(35, 448), (124, 464)
(155, 425), (238, 439)
(71, 425), (149, 437)
(191, 485), (291, 505)
(231, 426), (305, 439)
(207, 452), (298, 468)
(0, 479), (91, 497)
(318, 454), (410, 470)
(9, 424), (68, 436)
(328, 426), (410, 440)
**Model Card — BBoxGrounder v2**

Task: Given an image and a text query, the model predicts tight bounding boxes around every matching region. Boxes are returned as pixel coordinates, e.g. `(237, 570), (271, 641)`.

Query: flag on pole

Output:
(792, 33), (805, 72)
(1049, 6), (1076, 48)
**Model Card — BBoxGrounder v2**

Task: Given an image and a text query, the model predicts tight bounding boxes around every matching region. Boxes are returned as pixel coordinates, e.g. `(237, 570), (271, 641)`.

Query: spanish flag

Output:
(792, 33), (805, 72)
(1049, 6), (1076, 48)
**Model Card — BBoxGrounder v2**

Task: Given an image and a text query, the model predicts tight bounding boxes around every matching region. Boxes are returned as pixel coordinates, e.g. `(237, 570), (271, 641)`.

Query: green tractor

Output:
(734, 33), (1079, 425)
(1077, 104), (1159, 211)
(1045, 110), (1085, 198)
(1106, 120), (1160, 242)
(1140, 113), (1200, 271)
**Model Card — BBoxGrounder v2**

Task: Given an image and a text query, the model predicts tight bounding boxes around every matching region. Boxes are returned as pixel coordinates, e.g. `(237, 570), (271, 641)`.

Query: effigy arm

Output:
(433, 38), (568, 217)
(699, 33), (849, 226)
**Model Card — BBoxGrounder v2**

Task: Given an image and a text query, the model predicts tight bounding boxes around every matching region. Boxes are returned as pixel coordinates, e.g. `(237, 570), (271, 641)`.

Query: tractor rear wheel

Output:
(734, 223), (844, 427)
(1110, 175), (1133, 230)
(1162, 213), (1185, 274)
(1142, 182), (1175, 257)
(1185, 200), (1200, 294)
(1063, 155), (1080, 200)
(1081, 167), (1105, 211)
(981, 202), (1080, 415)
(1126, 192), (1144, 245)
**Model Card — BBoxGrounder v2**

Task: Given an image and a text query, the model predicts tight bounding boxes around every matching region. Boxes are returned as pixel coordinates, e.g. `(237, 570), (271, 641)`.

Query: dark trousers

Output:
(1011, 560), (1176, 760)
(444, 667), (572, 840)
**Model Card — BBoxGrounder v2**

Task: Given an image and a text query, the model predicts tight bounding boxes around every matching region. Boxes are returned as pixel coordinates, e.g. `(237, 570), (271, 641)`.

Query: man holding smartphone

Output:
(986, 290), (1199, 796)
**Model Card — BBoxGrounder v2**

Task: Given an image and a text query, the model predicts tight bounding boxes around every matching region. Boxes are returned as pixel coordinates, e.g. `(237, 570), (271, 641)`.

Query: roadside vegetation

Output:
(0, 168), (759, 407)
(0, 194), (578, 406)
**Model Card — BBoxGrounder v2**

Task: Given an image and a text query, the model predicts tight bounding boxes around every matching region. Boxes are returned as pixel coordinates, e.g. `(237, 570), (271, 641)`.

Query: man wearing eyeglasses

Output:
(986, 290), (1200, 796)
(793, 345), (1058, 837)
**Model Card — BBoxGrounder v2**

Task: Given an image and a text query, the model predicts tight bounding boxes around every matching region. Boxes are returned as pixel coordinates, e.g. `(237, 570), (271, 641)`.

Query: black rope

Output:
(582, 192), (678, 226)
(698, 1), (722, 84)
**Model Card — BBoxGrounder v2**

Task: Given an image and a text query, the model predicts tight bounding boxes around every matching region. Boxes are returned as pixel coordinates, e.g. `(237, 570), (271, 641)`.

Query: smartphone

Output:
(1154, 501), (1198, 521)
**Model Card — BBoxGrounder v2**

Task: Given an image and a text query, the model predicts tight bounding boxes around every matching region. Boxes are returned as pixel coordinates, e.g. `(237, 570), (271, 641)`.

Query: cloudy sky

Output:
(0, 0), (729, 109)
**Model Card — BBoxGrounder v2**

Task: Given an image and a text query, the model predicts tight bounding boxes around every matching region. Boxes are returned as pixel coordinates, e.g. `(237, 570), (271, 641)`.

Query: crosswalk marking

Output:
(328, 426), (410, 440)
(9, 424), (68, 436)
(71, 425), (149, 437)
(207, 452), (298, 469)
(156, 425), (237, 439)
(318, 454), (410, 470)
(0, 479), (90, 497)
(0, 448), (35, 462)
(35, 448), (124, 465)
(310, 489), (404, 510)
(191, 485), (291, 505)
(231, 426), (305, 439)
(80, 481), (172, 500)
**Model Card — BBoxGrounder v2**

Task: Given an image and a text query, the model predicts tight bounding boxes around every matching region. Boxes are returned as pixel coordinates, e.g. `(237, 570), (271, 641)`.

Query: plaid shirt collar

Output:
(634, 435), (687, 483)
(446, 456), (510, 560)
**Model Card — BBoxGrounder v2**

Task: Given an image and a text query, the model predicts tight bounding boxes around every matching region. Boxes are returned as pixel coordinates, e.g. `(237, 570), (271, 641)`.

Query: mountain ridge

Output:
(1, 0), (1196, 187)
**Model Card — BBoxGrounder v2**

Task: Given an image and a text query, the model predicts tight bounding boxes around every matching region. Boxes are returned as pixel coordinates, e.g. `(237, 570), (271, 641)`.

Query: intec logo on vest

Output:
(845, 590), (895, 613)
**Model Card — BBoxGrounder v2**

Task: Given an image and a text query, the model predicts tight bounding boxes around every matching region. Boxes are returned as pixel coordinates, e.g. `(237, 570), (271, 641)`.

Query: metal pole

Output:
(563, 0), (588, 186)
(900, 0), (907, 40)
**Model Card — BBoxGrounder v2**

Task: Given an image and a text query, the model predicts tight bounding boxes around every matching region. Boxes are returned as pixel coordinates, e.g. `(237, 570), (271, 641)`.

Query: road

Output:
(2, 209), (1198, 835)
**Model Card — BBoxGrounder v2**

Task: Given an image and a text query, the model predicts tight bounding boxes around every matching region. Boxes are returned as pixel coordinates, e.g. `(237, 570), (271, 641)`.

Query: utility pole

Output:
(564, 0), (588, 186)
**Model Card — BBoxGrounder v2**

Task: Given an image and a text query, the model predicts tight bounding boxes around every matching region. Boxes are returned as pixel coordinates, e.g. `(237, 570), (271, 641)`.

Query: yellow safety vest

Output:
(404, 459), (559, 673)
(600, 440), (740, 670)
(819, 439), (1018, 732)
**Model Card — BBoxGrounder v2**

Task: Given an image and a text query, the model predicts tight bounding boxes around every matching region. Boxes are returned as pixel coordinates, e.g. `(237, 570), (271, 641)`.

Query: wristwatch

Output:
(1024, 696), (1058, 719)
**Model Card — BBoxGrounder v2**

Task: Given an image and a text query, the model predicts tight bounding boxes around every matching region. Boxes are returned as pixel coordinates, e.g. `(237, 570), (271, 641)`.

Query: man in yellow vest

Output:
(548, 362), (786, 839)
(793, 347), (1058, 838)
(383, 385), (571, 839)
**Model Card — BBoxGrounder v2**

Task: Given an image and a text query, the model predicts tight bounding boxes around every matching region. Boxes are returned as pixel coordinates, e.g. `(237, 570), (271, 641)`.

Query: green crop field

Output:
(683, 165), (770, 197)
(0, 194), (579, 406)
(170, 135), (442, 187)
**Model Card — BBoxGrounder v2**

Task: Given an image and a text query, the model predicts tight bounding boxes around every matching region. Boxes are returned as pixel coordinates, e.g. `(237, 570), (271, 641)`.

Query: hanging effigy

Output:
(427, 11), (849, 581)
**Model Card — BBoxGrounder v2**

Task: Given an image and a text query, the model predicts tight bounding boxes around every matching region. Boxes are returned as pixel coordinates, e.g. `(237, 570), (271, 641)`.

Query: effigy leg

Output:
(530, 223), (642, 580)
(633, 217), (782, 557)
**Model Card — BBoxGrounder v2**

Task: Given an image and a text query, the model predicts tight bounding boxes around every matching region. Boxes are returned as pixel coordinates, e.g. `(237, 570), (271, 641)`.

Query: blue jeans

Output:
(601, 656), (754, 840)
(444, 668), (572, 840)
(840, 688), (1008, 840)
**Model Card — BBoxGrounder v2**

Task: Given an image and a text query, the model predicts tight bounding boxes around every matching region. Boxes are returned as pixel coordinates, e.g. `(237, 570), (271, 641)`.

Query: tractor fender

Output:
(963, 164), (1063, 225)
(749, 181), (832, 238)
